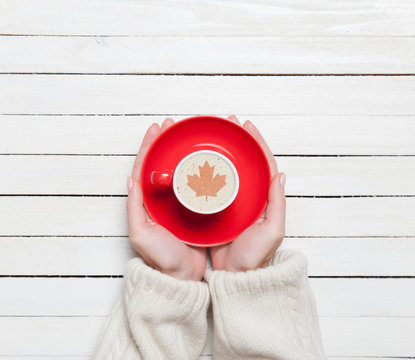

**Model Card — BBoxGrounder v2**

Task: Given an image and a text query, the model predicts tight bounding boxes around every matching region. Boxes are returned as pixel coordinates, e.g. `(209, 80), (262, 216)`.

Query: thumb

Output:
(127, 177), (148, 240)
(263, 173), (286, 238)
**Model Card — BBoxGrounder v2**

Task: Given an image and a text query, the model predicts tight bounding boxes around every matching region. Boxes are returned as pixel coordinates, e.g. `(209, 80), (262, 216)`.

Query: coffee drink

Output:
(174, 151), (238, 213)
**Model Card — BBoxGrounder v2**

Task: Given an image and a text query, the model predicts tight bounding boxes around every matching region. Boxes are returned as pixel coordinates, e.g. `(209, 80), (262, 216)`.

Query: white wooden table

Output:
(1, 1), (415, 358)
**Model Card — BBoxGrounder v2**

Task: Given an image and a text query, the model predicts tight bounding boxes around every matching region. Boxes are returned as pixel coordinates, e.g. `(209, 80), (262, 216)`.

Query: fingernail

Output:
(245, 120), (253, 127)
(127, 177), (133, 192)
(279, 173), (286, 187)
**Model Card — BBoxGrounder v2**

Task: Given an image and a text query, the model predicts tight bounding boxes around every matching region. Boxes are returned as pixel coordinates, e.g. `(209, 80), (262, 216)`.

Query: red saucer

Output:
(140, 116), (271, 247)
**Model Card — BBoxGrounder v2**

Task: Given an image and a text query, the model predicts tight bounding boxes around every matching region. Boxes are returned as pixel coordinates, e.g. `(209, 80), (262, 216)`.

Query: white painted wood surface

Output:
(0, 358), (408, 360)
(1, 0), (414, 36)
(1, 75), (414, 114)
(1, 278), (414, 316)
(1, 197), (414, 236)
(1, 237), (414, 276)
(2, 36), (415, 74)
(0, 358), (407, 360)
(1, 0), (414, 358)
(1, 115), (414, 155)
(1, 155), (415, 195)
(0, 317), (414, 357)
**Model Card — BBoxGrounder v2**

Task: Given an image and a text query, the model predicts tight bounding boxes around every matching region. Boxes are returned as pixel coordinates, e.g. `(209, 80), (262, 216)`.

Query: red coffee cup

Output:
(151, 150), (239, 214)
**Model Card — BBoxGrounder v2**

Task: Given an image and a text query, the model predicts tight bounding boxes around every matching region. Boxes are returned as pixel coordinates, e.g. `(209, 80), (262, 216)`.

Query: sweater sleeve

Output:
(204, 249), (326, 360)
(92, 256), (210, 360)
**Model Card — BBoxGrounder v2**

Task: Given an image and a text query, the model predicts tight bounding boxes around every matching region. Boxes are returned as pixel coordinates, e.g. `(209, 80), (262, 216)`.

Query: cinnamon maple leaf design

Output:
(187, 161), (227, 201)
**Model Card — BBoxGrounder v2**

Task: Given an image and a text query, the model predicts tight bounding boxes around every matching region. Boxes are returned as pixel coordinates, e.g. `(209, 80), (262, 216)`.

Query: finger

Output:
(132, 123), (161, 180)
(243, 120), (278, 177)
(227, 114), (241, 125)
(161, 117), (175, 132)
(127, 177), (148, 240)
(263, 173), (286, 238)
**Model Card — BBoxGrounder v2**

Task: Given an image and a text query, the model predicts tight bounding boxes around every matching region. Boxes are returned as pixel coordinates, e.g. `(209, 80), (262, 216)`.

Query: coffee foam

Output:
(175, 153), (236, 213)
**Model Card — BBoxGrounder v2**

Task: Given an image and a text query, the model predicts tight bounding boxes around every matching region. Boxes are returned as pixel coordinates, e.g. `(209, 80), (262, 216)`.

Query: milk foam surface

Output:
(175, 153), (236, 212)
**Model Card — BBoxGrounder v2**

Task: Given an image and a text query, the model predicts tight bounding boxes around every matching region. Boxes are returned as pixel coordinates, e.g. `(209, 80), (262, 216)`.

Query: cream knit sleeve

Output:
(91, 256), (210, 360)
(205, 249), (326, 360)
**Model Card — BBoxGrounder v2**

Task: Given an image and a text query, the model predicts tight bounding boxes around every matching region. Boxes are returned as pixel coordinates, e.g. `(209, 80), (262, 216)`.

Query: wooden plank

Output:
(0, 358), (409, 360)
(0, 358), (214, 360)
(0, 237), (413, 276)
(278, 156), (415, 195)
(0, 358), (212, 360)
(1, 36), (415, 74)
(0, 358), (408, 360)
(1, 76), (414, 115)
(0, 278), (413, 317)
(0, 155), (134, 195)
(0, 316), (106, 356)
(0, 316), (413, 356)
(285, 197), (415, 237)
(0, 197), (414, 237)
(0, 278), (121, 316)
(1, 0), (414, 36)
(320, 317), (415, 357)
(0, 237), (134, 276)
(0, 358), (91, 360)
(1, 115), (414, 155)
(283, 237), (415, 276)
(311, 279), (415, 317)
(1, 155), (414, 196)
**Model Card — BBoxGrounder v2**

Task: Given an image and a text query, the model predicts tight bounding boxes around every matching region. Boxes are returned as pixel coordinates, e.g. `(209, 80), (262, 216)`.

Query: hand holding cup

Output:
(127, 118), (206, 281)
(209, 115), (286, 272)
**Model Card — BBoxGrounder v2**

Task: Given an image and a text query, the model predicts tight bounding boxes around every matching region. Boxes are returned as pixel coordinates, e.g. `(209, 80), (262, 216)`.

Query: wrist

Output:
(142, 263), (203, 281)
(164, 268), (203, 281)
(158, 258), (204, 281)
(213, 258), (271, 273)
(139, 248), (205, 281)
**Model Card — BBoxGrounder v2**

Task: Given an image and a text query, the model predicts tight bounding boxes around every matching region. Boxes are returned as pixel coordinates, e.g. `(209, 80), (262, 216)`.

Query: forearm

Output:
(92, 256), (210, 360)
(205, 250), (326, 360)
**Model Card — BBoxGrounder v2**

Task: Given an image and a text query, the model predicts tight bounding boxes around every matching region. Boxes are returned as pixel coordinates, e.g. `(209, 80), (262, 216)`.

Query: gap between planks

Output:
(0, 195), (414, 198)
(0, 275), (414, 279)
(2, 154), (415, 156)
(1, 73), (415, 76)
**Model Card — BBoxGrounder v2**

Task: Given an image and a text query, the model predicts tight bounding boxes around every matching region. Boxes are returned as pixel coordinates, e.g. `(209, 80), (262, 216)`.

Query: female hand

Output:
(210, 115), (286, 272)
(127, 118), (206, 281)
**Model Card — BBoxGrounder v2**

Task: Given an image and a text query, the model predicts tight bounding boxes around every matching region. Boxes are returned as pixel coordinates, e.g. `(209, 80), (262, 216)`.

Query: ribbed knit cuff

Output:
(204, 250), (308, 297)
(204, 250), (326, 359)
(124, 256), (210, 317)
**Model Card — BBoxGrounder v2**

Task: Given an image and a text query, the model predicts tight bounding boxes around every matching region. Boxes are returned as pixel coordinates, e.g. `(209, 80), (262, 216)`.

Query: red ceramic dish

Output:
(140, 115), (271, 247)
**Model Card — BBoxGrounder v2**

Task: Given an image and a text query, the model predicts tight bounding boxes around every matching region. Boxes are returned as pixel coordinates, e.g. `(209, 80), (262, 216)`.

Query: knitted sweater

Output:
(92, 250), (326, 359)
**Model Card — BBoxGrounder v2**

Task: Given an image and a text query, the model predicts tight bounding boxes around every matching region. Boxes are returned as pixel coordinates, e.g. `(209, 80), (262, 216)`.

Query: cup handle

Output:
(151, 170), (173, 186)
